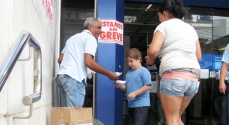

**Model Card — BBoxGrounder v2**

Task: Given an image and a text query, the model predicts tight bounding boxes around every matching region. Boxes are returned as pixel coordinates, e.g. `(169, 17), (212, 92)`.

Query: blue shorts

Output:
(160, 69), (200, 98)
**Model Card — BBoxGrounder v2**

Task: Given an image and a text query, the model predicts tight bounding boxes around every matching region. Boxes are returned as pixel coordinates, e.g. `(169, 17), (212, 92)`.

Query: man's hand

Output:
(219, 81), (227, 94)
(107, 72), (119, 80)
(219, 62), (228, 95)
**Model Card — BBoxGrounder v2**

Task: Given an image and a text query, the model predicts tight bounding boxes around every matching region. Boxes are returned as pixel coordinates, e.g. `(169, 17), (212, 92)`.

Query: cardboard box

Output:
(51, 107), (93, 125)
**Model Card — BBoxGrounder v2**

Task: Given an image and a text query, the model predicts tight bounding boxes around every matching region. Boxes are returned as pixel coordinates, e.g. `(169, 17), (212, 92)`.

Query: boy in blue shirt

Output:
(114, 48), (151, 125)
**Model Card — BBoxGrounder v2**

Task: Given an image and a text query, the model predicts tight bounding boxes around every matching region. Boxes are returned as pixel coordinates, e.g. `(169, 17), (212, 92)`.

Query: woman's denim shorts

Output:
(160, 69), (200, 98)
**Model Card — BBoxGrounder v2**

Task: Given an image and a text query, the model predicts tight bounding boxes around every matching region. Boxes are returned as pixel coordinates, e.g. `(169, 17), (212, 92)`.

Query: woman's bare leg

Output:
(160, 92), (184, 125)
(179, 96), (191, 125)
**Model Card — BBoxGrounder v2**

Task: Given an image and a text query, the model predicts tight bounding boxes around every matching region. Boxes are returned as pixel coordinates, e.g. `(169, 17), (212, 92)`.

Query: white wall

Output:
(0, 0), (61, 125)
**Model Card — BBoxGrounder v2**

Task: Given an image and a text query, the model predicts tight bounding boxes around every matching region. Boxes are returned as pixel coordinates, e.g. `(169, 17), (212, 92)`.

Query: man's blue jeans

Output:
(214, 95), (228, 125)
(55, 74), (86, 107)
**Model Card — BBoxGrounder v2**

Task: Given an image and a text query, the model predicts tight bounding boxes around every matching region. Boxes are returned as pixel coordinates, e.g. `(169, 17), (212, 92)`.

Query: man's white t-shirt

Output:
(58, 30), (97, 82)
(154, 18), (200, 76)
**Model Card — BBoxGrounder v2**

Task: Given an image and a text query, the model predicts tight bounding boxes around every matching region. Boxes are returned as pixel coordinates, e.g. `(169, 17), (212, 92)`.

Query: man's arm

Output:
(219, 44), (229, 94)
(84, 53), (118, 80)
(58, 53), (64, 64)
(58, 47), (65, 64)
(219, 62), (228, 94)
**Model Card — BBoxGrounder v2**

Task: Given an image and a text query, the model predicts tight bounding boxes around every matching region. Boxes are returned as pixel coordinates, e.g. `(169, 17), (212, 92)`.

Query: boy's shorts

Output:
(128, 106), (150, 125)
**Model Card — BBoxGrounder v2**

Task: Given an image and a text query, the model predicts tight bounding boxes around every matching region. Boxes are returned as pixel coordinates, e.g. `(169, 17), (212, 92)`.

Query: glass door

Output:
(58, 0), (95, 108)
(183, 14), (216, 124)
(183, 13), (229, 125)
(211, 15), (229, 125)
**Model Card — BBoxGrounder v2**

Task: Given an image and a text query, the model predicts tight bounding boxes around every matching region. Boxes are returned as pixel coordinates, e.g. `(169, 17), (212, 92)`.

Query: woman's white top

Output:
(154, 18), (200, 76)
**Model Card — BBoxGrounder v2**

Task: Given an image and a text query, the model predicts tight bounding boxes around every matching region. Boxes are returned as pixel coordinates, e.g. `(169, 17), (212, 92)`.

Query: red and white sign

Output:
(98, 20), (123, 45)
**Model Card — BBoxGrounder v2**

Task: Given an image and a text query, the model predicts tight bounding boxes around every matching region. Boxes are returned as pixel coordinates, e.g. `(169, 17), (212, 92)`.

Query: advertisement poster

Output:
(98, 20), (123, 45)
(213, 54), (223, 70)
(199, 54), (229, 71)
(199, 54), (213, 70)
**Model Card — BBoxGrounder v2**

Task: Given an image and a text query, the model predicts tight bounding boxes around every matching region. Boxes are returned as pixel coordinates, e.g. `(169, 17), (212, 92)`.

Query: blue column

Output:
(96, 0), (124, 125)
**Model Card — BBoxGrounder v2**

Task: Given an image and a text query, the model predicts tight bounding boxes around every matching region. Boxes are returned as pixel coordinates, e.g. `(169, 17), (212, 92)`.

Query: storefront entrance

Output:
(58, 0), (229, 124)
(124, 2), (229, 124)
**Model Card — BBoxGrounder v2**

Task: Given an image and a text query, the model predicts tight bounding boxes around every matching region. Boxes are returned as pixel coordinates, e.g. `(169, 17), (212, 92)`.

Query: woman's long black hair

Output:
(158, 0), (188, 19)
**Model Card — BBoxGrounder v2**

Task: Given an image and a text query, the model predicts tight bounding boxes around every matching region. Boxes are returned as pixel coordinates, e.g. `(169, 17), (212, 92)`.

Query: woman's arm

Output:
(196, 40), (202, 62)
(157, 75), (161, 97)
(147, 31), (165, 65)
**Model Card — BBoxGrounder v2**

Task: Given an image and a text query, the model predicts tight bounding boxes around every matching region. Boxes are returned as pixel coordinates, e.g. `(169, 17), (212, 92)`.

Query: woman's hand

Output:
(145, 56), (154, 65)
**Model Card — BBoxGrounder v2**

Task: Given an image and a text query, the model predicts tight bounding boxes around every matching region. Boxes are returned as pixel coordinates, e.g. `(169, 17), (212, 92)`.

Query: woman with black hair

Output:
(146, 0), (202, 125)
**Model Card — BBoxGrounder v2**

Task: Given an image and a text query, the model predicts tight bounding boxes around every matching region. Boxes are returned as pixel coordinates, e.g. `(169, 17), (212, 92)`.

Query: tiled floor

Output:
(123, 115), (221, 125)
(123, 121), (221, 125)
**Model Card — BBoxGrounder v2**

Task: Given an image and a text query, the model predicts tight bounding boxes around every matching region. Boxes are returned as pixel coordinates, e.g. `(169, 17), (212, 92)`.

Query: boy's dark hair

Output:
(126, 48), (142, 62)
(158, 0), (188, 19)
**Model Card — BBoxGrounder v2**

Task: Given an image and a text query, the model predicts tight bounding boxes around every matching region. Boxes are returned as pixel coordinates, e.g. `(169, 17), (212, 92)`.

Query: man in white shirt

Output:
(217, 44), (229, 125)
(55, 17), (119, 107)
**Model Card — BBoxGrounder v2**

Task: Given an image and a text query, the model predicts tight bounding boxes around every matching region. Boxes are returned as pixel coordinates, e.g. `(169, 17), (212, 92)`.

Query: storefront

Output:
(59, 0), (229, 124)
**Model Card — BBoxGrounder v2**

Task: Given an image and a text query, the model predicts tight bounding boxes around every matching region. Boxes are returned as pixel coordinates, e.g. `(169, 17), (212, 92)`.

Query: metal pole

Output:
(93, 0), (98, 119)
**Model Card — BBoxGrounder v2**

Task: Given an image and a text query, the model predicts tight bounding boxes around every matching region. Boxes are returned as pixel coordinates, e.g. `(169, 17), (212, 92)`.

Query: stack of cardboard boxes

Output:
(51, 107), (93, 125)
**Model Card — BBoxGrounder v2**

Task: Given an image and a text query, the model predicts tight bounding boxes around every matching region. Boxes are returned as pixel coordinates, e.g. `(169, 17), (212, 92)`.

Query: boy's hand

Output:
(113, 82), (120, 88)
(128, 92), (137, 100)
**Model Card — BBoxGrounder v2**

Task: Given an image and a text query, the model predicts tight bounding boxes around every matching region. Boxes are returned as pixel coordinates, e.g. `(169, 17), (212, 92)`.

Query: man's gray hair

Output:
(84, 17), (100, 29)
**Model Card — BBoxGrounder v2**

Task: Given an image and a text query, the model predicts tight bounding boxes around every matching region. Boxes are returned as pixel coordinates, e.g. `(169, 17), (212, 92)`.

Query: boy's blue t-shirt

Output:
(125, 67), (151, 108)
